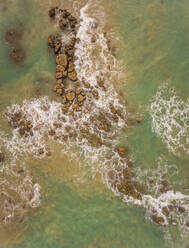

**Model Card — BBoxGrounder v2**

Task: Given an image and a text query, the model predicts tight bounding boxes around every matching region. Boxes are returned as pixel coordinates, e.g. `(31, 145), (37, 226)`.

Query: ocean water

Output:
(0, 0), (188, 247)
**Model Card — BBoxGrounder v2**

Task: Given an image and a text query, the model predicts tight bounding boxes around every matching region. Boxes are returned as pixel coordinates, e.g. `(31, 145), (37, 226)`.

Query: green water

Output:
(0, 0), (189, 247)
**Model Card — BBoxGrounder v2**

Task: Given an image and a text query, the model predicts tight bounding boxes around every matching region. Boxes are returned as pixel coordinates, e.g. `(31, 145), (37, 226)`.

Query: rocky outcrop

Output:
(48, 7), (83, 110)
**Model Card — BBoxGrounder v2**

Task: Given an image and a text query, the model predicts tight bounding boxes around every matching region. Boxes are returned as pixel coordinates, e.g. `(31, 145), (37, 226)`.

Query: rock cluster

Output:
(48, 7), (87, 111)
(6, 111), (33, 137)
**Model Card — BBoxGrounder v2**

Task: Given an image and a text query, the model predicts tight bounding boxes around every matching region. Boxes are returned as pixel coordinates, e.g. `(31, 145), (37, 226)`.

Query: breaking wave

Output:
(150, 83), (189, 156)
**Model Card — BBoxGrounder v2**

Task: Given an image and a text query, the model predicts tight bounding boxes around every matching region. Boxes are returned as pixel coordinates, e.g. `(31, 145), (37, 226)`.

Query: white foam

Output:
(150, 83), (189, 156)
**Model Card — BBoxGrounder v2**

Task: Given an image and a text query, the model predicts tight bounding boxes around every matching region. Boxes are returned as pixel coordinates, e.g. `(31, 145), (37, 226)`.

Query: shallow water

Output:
(0, 0), (188, 247)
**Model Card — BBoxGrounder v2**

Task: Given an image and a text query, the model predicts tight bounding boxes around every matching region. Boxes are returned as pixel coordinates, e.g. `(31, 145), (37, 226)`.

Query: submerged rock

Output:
(5, 28), (22, 44)
(10, 47), (25, 63)
(49, 7), (56, 18)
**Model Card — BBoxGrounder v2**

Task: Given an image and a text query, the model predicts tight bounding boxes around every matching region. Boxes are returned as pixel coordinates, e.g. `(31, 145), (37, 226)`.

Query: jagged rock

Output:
(68, 71), (77, 81)
(127, 161), (133, 167)
(62, 68), (67, 78)
(123, 168), (134, 179)
(72, 103), (77, 111)
(56, 72), (63, 79)
(59, 18), (67, 30)
(162, 207), (169, 216)
(97, 79), (104, 88)
(56, 65), (64, 72)
(57, 79), (63, 84)
(56, 53), (68, 68)
(116, 109), (124, 119)
(10, 47), (25, 63)
(53, 83), (64, 93)
(54, 42), (61, 53)
(77, 94), (85, 102)
(0, 152), (5, 162)
(68, 62), (74, 72)
(109, 103), (117, 114)
(178, 206), (185, 213)
(117, 147), (127, 158)
(151, 214), (165, 226)
(76, 87), (82, 95)
(92, 90), (99, 99)
(49, 8), (56, 18)
(56, 88), (63, 95)
(48, 35), (55, 48)
(66, 90), (75, 101)
(62, 95), (67, 104)
(62, 9), (69, 18)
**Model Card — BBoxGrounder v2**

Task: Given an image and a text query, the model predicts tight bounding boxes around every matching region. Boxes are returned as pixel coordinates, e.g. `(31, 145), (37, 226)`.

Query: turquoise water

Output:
(0, 0), (188, 247)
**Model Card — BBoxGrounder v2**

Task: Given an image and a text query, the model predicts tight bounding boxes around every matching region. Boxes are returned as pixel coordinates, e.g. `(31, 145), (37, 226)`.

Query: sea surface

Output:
(0, 0), (189, 247)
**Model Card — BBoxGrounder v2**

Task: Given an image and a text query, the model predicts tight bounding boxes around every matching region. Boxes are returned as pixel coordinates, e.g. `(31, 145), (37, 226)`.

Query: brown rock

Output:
(109, 103), (116, 114)
(117, 109), (124, 119)
(76, 87), (82, 95)
(72, 103), (77, 111)
(62, 68), (67, 78)
(92, 90), (99, 99)
(68, 62), (75, 72)
(54, 42), (61, 53)
(68, 71), (77, 81)
(57, 79), (63, 84)
(56, 88), (63, 96)
(53, 83), (64, 92)
(77, 94), (85, 102)
(162, 207), (169, 216)
(186, 221), (189, 227)
(123, 168), (134, 179)
(56, 65), (64, 72)
(66, 90), (75, 101)
(56, 72), (63, 79)
(48, 35), (55, 47)
(151, 215), (165, 226)
(62, 96), (67, 104)
(178, 206), (185, 213)
(127, 161), (133, 167)
(59, 18), (67, 30)
(49, 8), (56, 18)
(56, 54), (68, 68)
(117, 147), (127, 158)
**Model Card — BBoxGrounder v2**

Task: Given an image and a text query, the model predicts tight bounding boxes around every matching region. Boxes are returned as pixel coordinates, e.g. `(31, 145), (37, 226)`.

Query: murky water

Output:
(0, 0), (188, 247)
